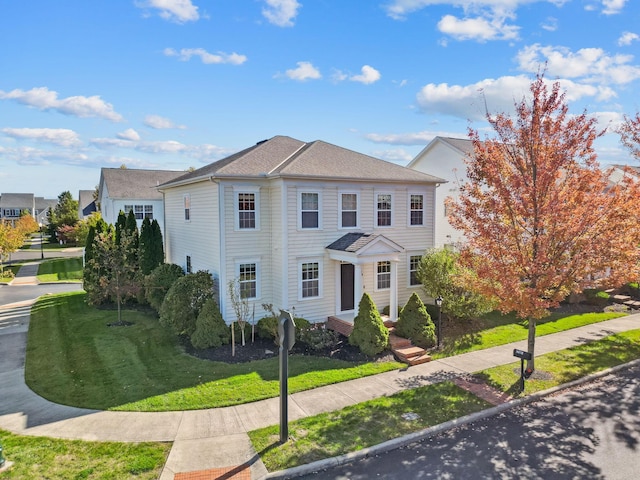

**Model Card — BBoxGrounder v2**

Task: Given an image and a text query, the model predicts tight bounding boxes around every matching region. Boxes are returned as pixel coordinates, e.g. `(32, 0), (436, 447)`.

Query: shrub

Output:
(159, 270), (214, 336)
(191, 298), (230, 349)
(257, 316), (279, 343)
(349, 293), (389, 356)
(583, 289), (610, 306)
(294, 317), (311, 340)
(145, 263), (185, 313)
(395, 292), (436, 349)
(299, 326), (341, 352)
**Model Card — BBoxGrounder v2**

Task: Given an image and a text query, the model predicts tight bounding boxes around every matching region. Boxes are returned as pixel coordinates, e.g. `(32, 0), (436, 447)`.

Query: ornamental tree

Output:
(618, 112), (640, 160)
(449, 73), (640, 370)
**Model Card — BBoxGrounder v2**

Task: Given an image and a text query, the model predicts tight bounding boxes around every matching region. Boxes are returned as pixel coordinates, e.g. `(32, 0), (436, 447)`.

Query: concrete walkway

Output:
(1, 263), (639, 479)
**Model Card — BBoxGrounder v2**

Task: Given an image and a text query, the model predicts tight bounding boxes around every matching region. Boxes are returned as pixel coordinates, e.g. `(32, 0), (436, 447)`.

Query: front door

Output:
(340, 263), (355, 311)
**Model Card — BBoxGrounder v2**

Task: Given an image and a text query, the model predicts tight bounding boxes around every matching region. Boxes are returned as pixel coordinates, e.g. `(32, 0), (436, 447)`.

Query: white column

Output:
(390, 261), (398, 322)
(354, 263), (363, 309)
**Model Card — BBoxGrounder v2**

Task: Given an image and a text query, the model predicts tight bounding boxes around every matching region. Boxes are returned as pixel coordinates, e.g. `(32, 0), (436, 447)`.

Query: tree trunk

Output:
(231, 321), (236, 357)
(527, 318), (536, 371)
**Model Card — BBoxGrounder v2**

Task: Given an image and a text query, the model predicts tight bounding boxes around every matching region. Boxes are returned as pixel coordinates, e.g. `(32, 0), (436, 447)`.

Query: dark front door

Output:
(341, 263), (355, 311)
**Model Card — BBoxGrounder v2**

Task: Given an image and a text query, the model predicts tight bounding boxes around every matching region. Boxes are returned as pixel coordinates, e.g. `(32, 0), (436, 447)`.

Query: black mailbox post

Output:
(513, 348), (532, 392)
(278, 310), (296, 443)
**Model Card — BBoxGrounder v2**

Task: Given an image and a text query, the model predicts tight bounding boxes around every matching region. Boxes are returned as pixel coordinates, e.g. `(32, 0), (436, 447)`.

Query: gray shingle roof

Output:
(100, 168), (183, 199)
(438, 136), (474, 155)
(0, 193), (35, 208)
(326, 233), (379, 252)
(162, 136), (444, 187)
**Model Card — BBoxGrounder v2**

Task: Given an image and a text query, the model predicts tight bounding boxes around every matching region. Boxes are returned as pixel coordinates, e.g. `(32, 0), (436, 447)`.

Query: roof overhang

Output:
(326, 233), (404, 264)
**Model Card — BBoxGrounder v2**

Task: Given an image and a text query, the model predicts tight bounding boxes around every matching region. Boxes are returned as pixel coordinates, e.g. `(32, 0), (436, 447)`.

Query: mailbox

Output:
(513, 348), (532, 360)
(278, 310), (296, 351)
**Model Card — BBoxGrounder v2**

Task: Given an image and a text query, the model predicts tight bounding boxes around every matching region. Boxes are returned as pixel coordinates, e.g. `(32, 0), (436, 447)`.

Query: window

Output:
(123, 204), (153, 220)
(300, 192), (319, 229)
(377, 194), (392, 227)
(409, 255), (421, 286)
(301, 262), (320, 298)
(238, 192), (256, 229)
(410, 194), (424, 226)
(184, 194), (191, 221)
(377, 261), (391, 290)
(134, 205), (143, 220)
(340, 193), (358, 228)
(186, 255), (192, 274)
(144, 205), (153, 219)
(238, 263), (257, 299)
(124, 205), (133, 215)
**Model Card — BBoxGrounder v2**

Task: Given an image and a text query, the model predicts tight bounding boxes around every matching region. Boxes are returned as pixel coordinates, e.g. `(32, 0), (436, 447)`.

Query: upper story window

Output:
(144, 205), (153, 219)
(300, 261), (320, 299)
(300, 192), (320, 229)
(340, 193), (358, 228)
(376, 193), (392, 227)
(410, 194), (424, 226)
(184, 194), (191, 221)
(234, 188), (260, 230)
(377, 261), (391, 290)
(186, 255), (192, 274)
(134, 205), (143, 220)
(409, 255), (421, 286)
(125, 204), (154, 220)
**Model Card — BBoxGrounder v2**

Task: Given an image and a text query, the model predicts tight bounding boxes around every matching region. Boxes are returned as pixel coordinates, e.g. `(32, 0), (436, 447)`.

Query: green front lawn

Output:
(477, 329), (640, 396)
(0, 264), (21, 283)
(249, 381), (490, 472)
(0, 429), (169, 479)
(25, 292), (403, 411)
(432, 310), (627, 359)
(37, 257), (83, 282)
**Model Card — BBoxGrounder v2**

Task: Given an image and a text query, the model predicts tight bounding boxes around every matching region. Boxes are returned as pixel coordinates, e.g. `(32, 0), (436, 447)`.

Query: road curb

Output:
(261, 358), (640, 479)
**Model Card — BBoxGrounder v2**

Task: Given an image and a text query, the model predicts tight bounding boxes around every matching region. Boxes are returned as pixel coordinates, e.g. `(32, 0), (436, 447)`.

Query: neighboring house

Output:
(0, 193), (57, 226)
(158, 135), (444, 325)
(78, 190), (97, 220)
(408, 136), (472, 249)
(97, 168), (183, 237)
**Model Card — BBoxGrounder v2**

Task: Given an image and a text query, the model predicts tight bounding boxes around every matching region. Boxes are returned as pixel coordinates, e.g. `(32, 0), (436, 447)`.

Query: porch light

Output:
(435, 296), (443, 349)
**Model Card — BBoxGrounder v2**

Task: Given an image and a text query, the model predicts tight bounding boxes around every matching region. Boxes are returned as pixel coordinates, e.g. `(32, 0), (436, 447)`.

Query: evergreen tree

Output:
(114, 211), (127, 245)
(150, 219), (164, 267)
(191, 298), (230, 349)
(395, 293), (436, 349)
(139, 217), (154, 275)
(349, 293), (389, 356)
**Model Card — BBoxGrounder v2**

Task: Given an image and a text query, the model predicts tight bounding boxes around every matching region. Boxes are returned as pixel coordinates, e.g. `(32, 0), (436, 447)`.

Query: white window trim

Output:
(408, 253), (422, 287)
(185, 254), (192, 274)
(233, 186), (260, 231)
(298, 190), (322, 230)
(235, 258), (261, 300)
(183, 194), (191, 222)
(408, 192), (426, 227)
(375, 260), (392, 292)
(375, 191), (393, 228)
(298, 257), (323, 301)
(339, 191), (360, 229)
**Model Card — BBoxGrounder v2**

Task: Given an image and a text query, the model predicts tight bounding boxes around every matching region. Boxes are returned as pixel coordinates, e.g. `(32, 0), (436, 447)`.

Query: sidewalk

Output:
(1, 263), (639, 479)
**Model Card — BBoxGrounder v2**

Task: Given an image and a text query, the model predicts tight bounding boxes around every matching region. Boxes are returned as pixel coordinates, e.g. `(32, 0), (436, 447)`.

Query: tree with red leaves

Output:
(618, 112), (640, 160)
(449, 73), (640, 370)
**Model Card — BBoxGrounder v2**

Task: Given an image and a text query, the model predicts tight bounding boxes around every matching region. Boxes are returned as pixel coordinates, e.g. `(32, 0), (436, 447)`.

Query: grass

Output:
(0, 264), (22, 283)
(248, 381), (490, 472)
(432, 310), (627, 359)
(0, 429), (170, 479)
(477, 329), (640, 396)
(25, 292), (403, 412)
(37, 257), (83, 282)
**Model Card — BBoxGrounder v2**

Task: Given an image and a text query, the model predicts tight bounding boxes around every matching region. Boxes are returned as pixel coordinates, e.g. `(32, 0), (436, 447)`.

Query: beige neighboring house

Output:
(408, 136), (471, 249)
(0, 193), (57, 226)
(97, 168), (183, 238)
(158, 135), (444, 325)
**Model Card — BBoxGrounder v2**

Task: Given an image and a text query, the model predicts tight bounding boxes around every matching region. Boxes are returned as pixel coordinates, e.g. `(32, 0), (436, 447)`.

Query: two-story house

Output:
(97, 168), (183, 239)
(0, 193), (57, 226)
(159, 135), (444, 325)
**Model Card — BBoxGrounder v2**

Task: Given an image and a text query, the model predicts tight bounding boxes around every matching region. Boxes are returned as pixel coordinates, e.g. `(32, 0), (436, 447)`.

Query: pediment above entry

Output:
(326, 233), (404, 264)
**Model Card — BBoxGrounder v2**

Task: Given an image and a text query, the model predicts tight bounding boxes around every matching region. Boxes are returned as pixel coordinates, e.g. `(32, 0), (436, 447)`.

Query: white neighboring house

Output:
(158, 135), (444, 325)
(97, 168), (183, 238)
(408, 136), (472, 249)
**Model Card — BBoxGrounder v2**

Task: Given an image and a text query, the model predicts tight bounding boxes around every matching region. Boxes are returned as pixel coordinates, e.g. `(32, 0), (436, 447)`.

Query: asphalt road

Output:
(300, 363), (640, 480)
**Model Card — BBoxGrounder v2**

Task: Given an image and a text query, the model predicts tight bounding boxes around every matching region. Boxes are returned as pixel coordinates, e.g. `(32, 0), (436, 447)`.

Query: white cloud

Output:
(1, 127), (82, 147)
(365, 130), (463, 145)
(144, 114), (186, 129)
(437, 14), (519, 41)
(135, 0), (199, 23)
(618, 31), (639, 46)
(516, 44), (640, 85)
(2, 146), (90, 166)
(117, 128), (141, 141)
(371, 148), (415, 164)
(283, 61), (321, 81)
(541, 16), (558, 31)
(262, 0), (301, 27)
(163, 47), (247, 65)
(0, 87), (124, 122)
(384, 1), (569, 20)
(601, 0), (627, 15)
(350, 65), (381, 84)
(415, 75), (616, 121)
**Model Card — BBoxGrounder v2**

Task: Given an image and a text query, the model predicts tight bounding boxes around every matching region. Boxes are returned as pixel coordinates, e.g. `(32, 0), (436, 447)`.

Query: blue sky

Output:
(1, 0), (639, 198)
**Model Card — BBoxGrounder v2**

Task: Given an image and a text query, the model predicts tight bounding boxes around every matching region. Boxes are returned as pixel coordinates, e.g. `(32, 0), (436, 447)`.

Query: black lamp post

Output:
(435, 295), (443, 349)
(39, 223), (44, 260)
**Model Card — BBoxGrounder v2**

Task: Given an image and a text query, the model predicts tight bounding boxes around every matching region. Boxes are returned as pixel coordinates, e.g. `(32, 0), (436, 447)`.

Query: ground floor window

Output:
(377, 261), (391, 290)
(301, 262), (320, 298)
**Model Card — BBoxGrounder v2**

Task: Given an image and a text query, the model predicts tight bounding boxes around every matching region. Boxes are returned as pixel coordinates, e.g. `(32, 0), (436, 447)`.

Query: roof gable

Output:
(100, 168), (183, 200)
